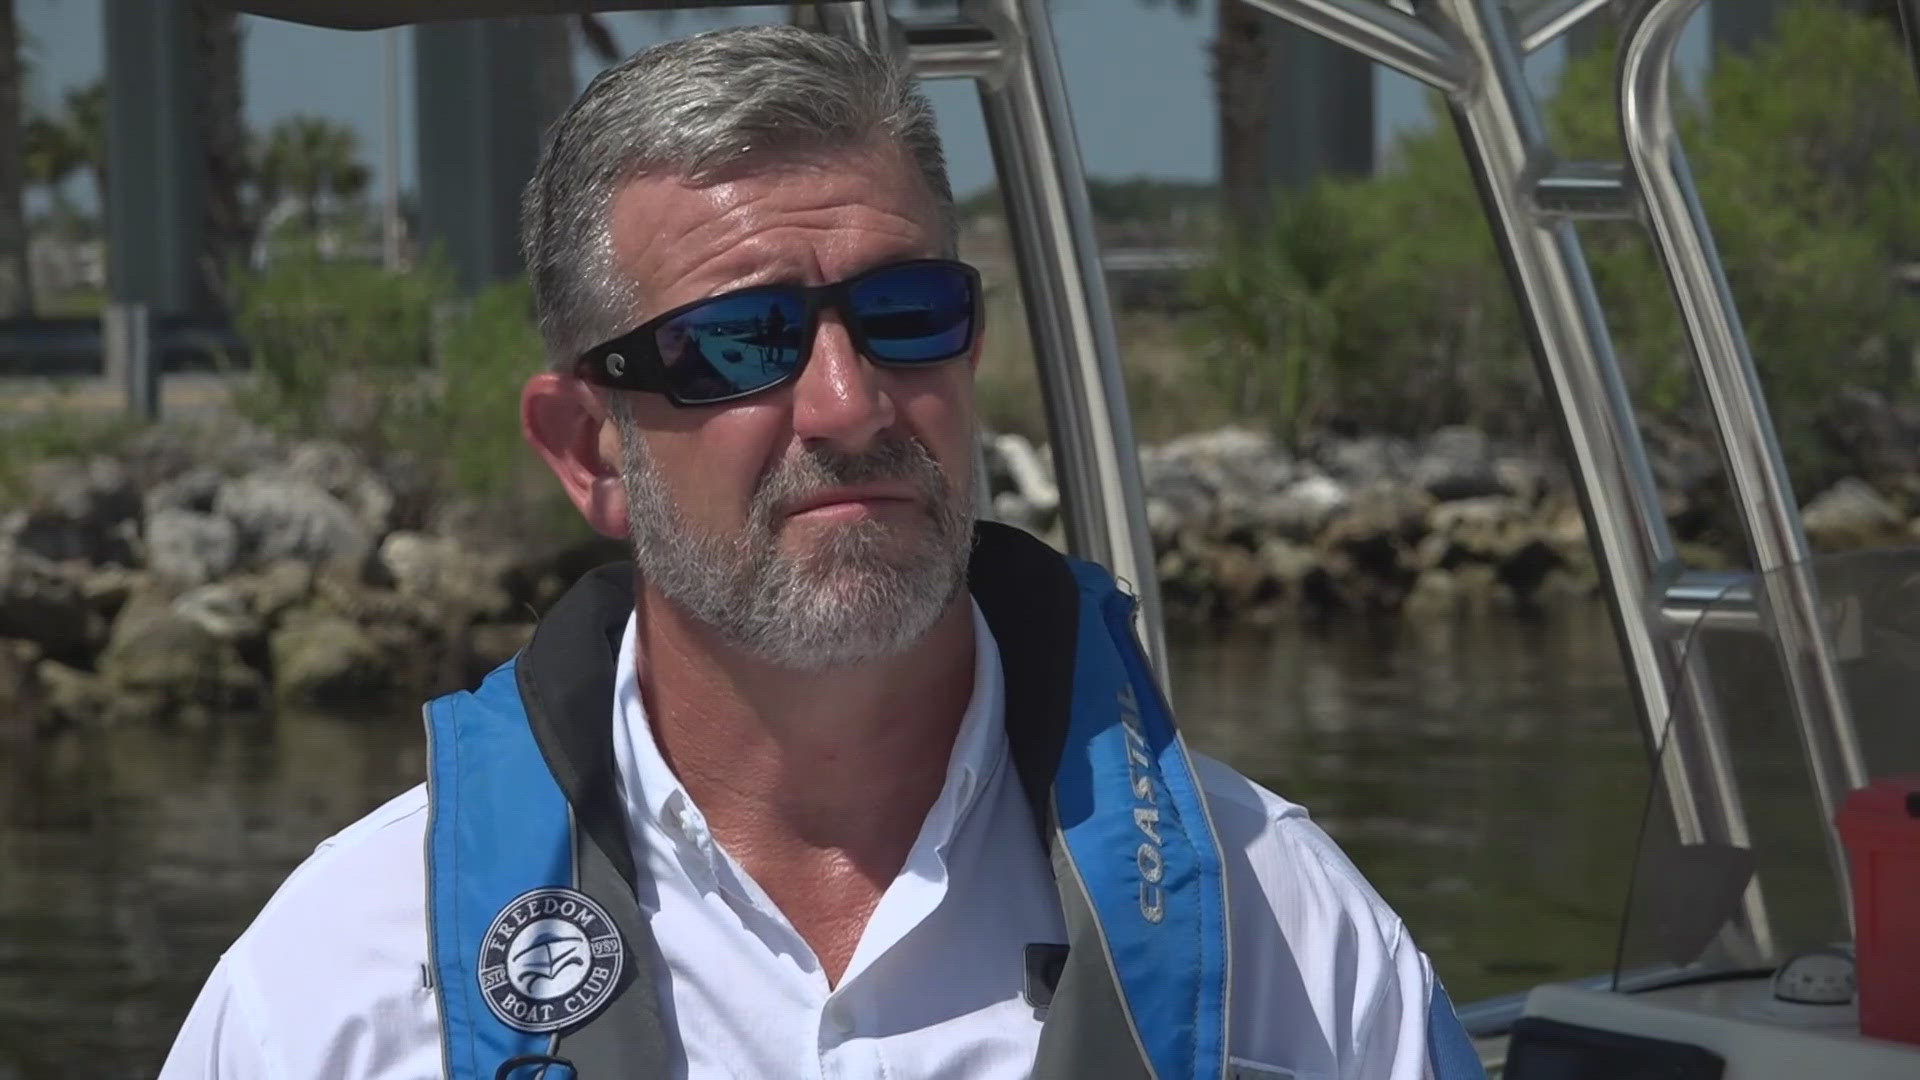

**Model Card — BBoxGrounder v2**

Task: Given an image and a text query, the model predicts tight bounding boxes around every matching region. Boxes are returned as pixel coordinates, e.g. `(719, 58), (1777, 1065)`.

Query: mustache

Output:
(753, 434), (950, 510)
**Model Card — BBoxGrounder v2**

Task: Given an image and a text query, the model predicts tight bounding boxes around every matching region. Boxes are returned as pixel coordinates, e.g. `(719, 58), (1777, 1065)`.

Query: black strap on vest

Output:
(515, 524), (1152, 1078)
(555, 809), (669, 1073)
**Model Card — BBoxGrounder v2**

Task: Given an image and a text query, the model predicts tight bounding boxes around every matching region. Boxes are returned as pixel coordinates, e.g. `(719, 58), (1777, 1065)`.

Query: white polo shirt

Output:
(161, 604), (1442, 1079)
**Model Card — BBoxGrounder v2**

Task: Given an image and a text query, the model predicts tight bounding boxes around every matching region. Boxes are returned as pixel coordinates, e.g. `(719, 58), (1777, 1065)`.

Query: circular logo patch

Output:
(478, 887), (625, 1033)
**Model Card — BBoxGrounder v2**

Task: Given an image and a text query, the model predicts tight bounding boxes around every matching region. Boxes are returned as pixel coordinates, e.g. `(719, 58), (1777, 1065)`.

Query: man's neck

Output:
(632, 579), (977, 887)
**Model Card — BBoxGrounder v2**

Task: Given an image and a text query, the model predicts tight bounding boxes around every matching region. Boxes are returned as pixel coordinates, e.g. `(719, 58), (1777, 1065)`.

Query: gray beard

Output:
(611, 403), (975, 670)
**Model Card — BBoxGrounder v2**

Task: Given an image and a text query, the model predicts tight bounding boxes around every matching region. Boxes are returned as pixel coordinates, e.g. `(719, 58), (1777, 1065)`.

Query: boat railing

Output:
(1240, 0), (1889, 968)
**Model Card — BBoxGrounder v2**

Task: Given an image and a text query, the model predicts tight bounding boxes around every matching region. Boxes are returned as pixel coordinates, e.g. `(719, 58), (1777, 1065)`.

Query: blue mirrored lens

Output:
(656, 290), (808, 401)
(849, 264), (975, 363)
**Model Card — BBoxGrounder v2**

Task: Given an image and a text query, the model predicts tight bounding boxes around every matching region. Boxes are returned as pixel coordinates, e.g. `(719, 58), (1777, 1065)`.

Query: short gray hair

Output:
(521, 24), (955, 368)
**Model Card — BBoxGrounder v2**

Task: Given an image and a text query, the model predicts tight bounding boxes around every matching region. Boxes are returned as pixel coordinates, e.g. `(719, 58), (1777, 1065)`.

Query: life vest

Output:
(420, 522), (1233, 1079)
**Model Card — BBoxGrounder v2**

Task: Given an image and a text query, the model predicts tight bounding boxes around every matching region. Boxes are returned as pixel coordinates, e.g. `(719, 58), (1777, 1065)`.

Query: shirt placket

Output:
(814, 987), (885, 1080)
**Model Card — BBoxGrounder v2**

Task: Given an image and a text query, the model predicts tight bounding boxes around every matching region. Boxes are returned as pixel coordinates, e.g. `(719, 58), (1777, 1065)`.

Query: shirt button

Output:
(824, 1004), (854, 1037)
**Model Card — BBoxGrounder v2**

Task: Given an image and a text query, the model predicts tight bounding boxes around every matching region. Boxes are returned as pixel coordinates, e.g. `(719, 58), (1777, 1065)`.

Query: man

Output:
(162, 25), (1481, 1080)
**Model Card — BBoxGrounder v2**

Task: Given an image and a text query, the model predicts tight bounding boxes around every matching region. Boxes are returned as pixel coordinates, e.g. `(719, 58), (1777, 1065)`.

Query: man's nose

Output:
(790, 311), (895, 449)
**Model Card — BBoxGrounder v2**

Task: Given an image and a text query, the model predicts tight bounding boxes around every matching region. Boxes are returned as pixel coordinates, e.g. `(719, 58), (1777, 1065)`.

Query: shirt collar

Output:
(610, 600), (1008, 867)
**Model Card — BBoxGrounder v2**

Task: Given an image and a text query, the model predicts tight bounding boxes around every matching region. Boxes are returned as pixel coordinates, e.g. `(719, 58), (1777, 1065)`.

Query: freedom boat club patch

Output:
(479, 887), (626, 1033)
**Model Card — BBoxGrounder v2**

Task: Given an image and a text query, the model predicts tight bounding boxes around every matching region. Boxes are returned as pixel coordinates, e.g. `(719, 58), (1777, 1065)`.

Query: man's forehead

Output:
(605, 144), (942, 293)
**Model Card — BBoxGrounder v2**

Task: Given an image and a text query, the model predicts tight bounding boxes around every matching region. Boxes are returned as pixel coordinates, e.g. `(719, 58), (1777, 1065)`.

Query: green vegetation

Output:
(0, 397), (141, 499)
(226, 256), (576, 534)
(255, 115), (374, 237)
(1189, 0), (1920, 481)
(227, 255), (451, 439)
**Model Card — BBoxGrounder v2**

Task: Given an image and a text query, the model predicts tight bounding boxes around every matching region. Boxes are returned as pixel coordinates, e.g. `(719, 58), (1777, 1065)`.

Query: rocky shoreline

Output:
(4, 414), (1917, 735)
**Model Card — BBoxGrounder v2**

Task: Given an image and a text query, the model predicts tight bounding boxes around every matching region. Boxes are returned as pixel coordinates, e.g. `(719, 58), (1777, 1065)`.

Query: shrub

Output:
(1188, 0), (1920, 484)
(227, 254), (453, 444)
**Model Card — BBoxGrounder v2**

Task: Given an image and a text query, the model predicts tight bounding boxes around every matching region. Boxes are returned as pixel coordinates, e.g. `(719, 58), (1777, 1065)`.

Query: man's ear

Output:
(522, 372), (630, 539)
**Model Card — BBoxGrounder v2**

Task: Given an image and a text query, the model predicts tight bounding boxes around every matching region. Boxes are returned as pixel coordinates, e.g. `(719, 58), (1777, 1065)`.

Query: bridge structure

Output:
(87, 0), (1787, 323)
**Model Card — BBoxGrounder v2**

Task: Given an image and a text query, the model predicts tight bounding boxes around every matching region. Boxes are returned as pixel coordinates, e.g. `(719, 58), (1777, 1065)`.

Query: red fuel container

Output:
(1836, 776), (1920, 1047)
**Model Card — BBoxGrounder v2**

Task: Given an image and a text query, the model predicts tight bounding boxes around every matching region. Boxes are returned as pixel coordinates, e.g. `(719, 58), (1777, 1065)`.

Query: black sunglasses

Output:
(575, 258), (982, 406)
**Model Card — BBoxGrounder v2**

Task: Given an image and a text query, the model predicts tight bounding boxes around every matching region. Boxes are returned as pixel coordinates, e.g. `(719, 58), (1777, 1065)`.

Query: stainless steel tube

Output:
(967, 0), (1169, 677)
(905, 19), (1006, 84)
(1620, 0), (1868, 910)
(817, 0), (896, 54)
(1519, 0), (1615, 55)
(1236, 0), (1470, 95)
(1413, 0), (1772, 957)
(1531, 160), (1634, 221)
(1658, 569), (1760, 634)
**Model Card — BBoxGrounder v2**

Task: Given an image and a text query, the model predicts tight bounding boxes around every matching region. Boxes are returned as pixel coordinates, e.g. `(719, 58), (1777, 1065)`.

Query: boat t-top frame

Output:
(230, 0), (1895, 1012)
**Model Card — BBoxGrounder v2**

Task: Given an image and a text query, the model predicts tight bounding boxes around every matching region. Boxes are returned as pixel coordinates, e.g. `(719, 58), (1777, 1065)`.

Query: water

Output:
(0, 602), (1645, 1077)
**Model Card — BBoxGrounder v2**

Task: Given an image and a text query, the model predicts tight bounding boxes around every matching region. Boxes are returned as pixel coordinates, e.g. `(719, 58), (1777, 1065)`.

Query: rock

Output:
(270, 609), (392, 708)
(284, 440), (396, 534)
(1428, 495), (1529, 533)
(215, 475), (375, 576)
(1313, 482), (1431, 611)
(1212, 545), (1269, 608)
(991, 433), (1059, 515)
(1404, 569), (1461, 616)
(172, 581), (266, 646)
(246, 561), (317, 623)
(1324, 481), (1433, 548)
(1161, 427), (1294, 489)
(1541, 499), (1595, 569)
(144, 508), (241, 587)
(1496, 538), (1566, 604)
(377, 532), (511, 616)
(0, 639), (45, 741)
(1534, 566), (1597, 603)
(96, 592), (264, 714)
(1254, 475), (1349, 543)
(1414, 426), (1504, 502)
(7, 456), (141, 565)
(1453, 564), (1503, 611)
(1644, 421), (1719, 527)
(143, 466), (225, 517)
(1494, 455), (1549, 505)
(1144, 497), (1182, 546)
(1424, 496), (1531, 564)
(120, 417), (281, 487)
(1141, 473), (1214, 545)
(1818, 387), (1920, 481)
(1313, 434), (1415, 487)
(0, 547), (102, 665)
(78, 565), (145, 623)
(1257, 538), (1318, 590)
(1802, 478), (1904, 550)
(35, 657), (109, 728)
(1140, 427), (1296, 538)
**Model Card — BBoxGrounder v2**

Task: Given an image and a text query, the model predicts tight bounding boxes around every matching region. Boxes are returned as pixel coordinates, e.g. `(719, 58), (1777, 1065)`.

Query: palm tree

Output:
(23, 102), (86, 203)
(256, 115), (371, 237)
(24, 82), (105, 216)
(195, 0), (248, 305)
(1216, 0), (1271, 226)
(0, 0), (30, 315)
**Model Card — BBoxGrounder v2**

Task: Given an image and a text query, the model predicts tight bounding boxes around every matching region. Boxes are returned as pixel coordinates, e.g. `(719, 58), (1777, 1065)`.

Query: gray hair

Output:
(520, 24), (956, 368)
